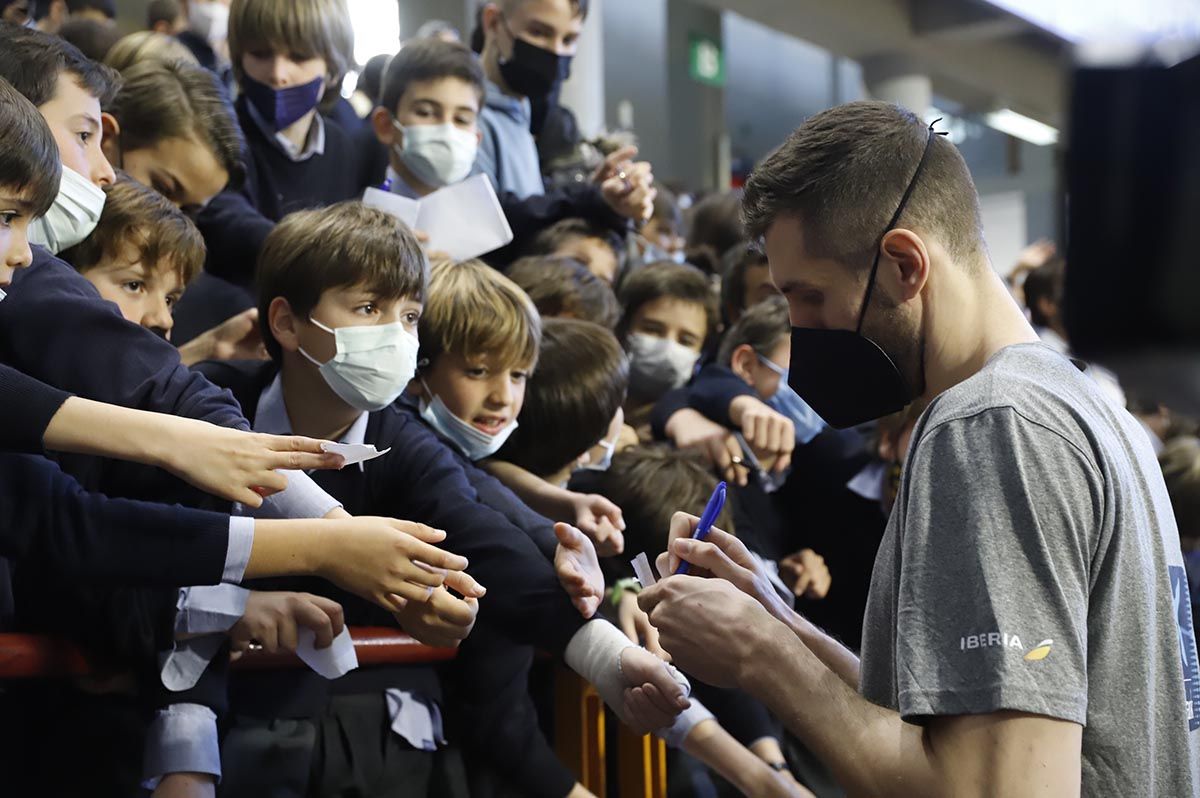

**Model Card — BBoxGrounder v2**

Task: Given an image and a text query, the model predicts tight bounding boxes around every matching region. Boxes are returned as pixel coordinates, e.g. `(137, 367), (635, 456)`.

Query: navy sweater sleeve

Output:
(0, 363), (70, 453)
(0, 248), (247, 430)
(649, 387), (690, 442)
(367, 409), (586, 654)
(0, 453), (229, 586)
(194, 185), (274, 289)
(686, 364), (756, 427)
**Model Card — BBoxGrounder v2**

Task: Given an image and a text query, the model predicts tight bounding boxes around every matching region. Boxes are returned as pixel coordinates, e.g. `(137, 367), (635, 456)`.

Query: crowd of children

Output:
(1, 1), (1196, 797)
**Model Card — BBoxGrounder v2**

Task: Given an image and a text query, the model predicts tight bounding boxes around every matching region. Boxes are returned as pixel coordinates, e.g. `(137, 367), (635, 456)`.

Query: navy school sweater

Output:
(196, 98), (377, 288)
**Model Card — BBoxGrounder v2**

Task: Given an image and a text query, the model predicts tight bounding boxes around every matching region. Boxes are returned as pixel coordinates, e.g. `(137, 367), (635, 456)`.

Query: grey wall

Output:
(602, 0), (670, 178)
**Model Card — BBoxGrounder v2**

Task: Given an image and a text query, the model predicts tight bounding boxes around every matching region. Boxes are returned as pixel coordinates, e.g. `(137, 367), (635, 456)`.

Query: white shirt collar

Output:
(245, 101), (327, 162)
(254, 373), (370, 470)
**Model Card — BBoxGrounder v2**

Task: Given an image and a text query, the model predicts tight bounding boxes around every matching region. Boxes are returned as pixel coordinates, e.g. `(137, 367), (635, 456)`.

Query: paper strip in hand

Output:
(320, 441), (391, 466)
(631, 552), (657, 588)
(297, 625), (358, 679)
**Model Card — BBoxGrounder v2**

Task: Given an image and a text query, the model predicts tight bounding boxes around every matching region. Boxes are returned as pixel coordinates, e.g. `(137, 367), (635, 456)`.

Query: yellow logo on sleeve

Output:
(1024, 639), (1053, 661)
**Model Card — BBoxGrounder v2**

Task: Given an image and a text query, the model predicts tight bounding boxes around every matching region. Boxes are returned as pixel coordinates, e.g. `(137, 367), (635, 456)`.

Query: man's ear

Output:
(371, 106), (399, 148)
(879, 228), (929, 303)
(268, 296), (302, 353)
(100, 113), (121, 166)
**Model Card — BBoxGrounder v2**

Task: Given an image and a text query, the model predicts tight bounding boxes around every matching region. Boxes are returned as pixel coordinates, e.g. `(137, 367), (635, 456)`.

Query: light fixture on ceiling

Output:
(984, 108), (1059, 146)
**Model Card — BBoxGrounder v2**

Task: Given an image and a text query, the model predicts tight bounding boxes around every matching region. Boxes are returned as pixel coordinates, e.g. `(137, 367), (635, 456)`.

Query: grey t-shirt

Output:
(859, 344), (1199, 796)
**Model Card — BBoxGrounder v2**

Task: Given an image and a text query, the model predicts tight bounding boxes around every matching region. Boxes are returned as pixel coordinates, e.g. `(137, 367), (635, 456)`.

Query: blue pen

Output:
(675, 481), (727, 575)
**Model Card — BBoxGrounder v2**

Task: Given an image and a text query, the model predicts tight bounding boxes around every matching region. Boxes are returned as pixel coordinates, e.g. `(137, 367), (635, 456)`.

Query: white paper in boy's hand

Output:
(297, 625), (358, 679)
(320, 441), (391, 466)
(362, 186), (419, 229)
(416, 174), (514, 261)
(632, 552), (658, 588)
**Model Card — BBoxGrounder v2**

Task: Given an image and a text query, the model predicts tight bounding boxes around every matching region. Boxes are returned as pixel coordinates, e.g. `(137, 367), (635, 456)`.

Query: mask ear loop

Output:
(854, 120), (948, 335)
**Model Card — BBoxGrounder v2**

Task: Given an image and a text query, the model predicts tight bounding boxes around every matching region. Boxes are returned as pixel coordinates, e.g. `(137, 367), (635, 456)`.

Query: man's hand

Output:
(779, 549), (831, 599)
(151, 772), (216, 798)
(555, 522), (604, 618)
(154, 419), (345, 507)
(392, 575), (480, 648)
(229, 591), (344, 656)
(618, 645), (691, 733)
(657, 512), (795, 625)
(617, 588), (669, 660)
(665, 408), (748, 486)
(570, 492), (625, 557)
(591, 144), (639, 184)
(315, 517), (484, 613)
(730, 396), (794, 474)
(178, 308), (268, 366)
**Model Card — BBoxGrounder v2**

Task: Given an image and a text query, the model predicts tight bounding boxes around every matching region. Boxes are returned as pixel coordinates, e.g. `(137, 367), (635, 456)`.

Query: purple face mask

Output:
(241, 73), (324, 131)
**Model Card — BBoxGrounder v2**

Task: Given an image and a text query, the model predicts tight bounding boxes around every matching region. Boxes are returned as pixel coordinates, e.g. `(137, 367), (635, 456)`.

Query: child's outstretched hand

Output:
(392, 576), (480, 649)
(315, 517), (484, 613)
(570, 492), (626, 557)
(554, 522), (604, 618)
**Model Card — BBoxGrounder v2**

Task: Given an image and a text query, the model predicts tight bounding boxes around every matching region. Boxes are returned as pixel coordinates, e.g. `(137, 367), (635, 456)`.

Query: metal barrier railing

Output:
(0, 631), (667, 798)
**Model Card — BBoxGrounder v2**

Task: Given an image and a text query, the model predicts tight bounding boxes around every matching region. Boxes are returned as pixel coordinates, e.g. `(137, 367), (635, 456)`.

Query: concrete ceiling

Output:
(696, 0), (1070, 126)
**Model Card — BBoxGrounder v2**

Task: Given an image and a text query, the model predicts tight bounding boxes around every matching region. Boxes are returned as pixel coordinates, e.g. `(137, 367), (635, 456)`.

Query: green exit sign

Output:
(689, 34), (724, 87)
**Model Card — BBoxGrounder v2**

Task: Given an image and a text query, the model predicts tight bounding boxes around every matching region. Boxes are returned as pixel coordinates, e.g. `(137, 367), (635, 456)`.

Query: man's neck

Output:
(279, 353), (361, 441)
(390, 157), (436, 197)
(922, 266), (1040, 400)
(280, 109), (317, 153)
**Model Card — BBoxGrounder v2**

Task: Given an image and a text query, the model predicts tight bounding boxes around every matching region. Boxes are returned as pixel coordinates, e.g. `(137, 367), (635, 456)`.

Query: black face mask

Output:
(787, 121), (946, 430)
(497, 18), (572, 100)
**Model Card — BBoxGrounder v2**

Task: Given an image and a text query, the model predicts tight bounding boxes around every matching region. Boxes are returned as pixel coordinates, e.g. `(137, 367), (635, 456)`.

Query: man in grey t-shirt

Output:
(639, 100), (1199, 797)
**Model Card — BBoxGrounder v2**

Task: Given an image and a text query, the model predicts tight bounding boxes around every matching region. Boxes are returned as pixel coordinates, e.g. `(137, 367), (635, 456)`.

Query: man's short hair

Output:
(0, 20), (120, 107)
(528, 217), (622, 262)
(742, 100), (985, 269)
(496, 0), (589, 20)
(615, 261), (718, 347)
(686, 191), (744, 259)
(1023, 255), (1065, 328)
(105, 31), (199, 72)
(719, 242), (769, 322)
(0, 76), (62, 218)
(62, 174), (204, 286)
(419, 258), (540, 373)
(506, 255), (619, 329)
(257, 201), (427, 360)
(146, 0), (181, 28)
(496, 318), (627, 477)
(66, 0), (115, 17)
(108, 59), (244, 187)
(379, 37), (483, 115)
(228, 0), (354, 90)
(717, 294), (789, 366)
(597, 444), (734, 565)
(58, 17), (121, 62)
(1161, 435), (1200, 542)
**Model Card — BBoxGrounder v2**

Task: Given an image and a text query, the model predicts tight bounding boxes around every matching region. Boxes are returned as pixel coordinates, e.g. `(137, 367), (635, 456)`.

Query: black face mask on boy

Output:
(497, 16), (572, 100)
(785, 121), (947, 429)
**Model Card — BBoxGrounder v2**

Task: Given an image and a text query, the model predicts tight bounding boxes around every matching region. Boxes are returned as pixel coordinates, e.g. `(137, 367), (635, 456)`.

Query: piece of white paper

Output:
(320, 441), (391, 466)
(631, 552), (658, 588)
(362, 174), (514, 262)
(362, 186), (419, 228)
(297, 625), (358, 679)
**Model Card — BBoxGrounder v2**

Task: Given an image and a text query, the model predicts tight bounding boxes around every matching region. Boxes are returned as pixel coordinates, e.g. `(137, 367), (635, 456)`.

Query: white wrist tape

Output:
(564, 620), (707, 748)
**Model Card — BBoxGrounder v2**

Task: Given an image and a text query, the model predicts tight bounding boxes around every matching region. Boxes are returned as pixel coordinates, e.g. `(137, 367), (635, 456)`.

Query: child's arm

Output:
(682, 719), (815, 798)
(41, 395), (343, 507)
(482, 459), (625, 556)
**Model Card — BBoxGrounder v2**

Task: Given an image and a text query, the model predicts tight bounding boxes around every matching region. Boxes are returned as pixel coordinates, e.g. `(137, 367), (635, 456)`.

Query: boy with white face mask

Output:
(369, 36), (659, 268)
